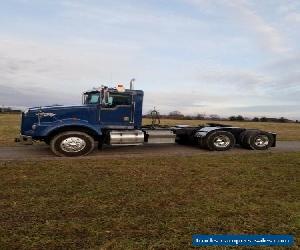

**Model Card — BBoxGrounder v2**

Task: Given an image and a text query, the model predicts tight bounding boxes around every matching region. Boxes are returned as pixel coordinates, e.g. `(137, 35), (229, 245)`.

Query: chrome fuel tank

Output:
(144, 129), (176, 144)
(109, 130), (144, 145)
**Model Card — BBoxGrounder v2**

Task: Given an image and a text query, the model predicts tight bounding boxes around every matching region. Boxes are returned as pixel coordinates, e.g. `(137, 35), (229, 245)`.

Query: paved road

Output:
(0, 141), (300, 160)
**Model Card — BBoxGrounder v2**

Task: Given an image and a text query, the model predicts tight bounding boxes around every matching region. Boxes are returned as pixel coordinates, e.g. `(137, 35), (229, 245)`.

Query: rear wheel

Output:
(242, 131), (273, 150)
(50, 131), (95, 157)
(205, 131), (235, 151)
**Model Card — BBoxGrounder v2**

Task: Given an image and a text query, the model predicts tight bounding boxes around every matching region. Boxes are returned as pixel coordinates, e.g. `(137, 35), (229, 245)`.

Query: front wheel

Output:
(50, 131), (95, 157)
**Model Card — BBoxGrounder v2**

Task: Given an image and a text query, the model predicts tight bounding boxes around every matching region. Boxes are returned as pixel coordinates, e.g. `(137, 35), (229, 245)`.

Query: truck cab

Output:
(82, 86), (143, 129)
(17, 84), (147, 156)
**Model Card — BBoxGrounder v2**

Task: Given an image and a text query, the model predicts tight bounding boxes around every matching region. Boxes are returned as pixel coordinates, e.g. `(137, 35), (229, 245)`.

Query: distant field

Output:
(0, 114), (300, 146)
(0, 152), (299, 249)
(0, 113), (20, 146)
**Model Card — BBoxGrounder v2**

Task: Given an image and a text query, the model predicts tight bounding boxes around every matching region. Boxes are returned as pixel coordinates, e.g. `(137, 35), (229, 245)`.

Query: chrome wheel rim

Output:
(60, 137), (86, 152)
(254, 135), (269, 147)
(213, 135), (231, 148)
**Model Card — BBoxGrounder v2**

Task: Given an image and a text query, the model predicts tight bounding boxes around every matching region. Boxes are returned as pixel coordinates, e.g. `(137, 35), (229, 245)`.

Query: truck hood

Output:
(25, 104), (95, 120)
(28, 104), (85, 112)
(21, 104), (98, 135)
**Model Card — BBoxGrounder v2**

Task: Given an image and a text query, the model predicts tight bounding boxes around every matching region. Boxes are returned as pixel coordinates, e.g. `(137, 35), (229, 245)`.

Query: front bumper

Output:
(15, 134), (33, 145)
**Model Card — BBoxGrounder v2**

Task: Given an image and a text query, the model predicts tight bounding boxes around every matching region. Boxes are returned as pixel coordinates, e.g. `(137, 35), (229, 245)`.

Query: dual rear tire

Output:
(199, 131), (235, 151)
(198, 130), (273, 151)
(239, 130), (274, 150)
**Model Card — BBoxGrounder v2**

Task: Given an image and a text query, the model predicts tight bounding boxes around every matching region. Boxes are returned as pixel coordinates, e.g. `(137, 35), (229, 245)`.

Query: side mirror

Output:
(108, 96), (113, 106)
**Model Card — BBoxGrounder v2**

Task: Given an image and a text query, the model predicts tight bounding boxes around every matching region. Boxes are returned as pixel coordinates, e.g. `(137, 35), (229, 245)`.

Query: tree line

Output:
(0, 106), (22, 113)
(143, 110), (298, 123)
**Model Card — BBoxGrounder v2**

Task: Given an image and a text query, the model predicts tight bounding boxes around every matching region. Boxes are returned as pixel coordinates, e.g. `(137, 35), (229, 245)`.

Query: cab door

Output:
(100, 91), (134, 128)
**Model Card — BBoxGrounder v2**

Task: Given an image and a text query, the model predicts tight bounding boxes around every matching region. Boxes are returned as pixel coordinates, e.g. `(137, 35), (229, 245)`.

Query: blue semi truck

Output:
(16, 83), (276, 157)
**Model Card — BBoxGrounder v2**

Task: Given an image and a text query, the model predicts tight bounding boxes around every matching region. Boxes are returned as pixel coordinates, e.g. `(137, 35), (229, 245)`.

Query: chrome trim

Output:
(60, 137), (86, 152)
(254, 135), (269, 147)
(213, 135), (230, 148)
(101, 104), (131, 110)
(145, 129), (176, 144)
(104, 125), (134, 129)
(109, 130), (144, 145)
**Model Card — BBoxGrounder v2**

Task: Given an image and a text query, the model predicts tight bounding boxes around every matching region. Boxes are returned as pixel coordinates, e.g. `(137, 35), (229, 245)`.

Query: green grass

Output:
(1, 114), (300, 147)
(0, 152), (299, 249)
(0, 114), (20, 146)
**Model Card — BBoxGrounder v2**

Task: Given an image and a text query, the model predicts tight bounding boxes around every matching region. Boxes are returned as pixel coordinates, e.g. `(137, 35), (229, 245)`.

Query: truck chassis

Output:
(17, 123), (276, 157)
(16, 84), (276, 157)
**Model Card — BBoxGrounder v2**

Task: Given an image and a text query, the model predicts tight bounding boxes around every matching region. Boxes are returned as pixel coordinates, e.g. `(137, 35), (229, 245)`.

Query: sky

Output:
(0, 0), (300, 119)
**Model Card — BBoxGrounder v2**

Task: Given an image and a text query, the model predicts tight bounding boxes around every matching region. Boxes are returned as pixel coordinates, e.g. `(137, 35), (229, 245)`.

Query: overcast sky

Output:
(0, 0), (300, 118)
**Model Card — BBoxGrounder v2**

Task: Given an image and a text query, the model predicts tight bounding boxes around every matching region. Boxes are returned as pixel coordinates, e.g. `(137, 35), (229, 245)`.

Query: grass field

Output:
(0, 153), (299, 249)
(0, 114), (300, 146)
(0, 113), (300, 248)
(0, 114), (21, 146)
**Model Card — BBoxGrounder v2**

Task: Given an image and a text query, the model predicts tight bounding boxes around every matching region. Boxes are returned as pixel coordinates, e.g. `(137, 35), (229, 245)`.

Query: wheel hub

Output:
(213, 135), (230, 148)
(60, 137), (86, 152)
(254, 135), (269, 147)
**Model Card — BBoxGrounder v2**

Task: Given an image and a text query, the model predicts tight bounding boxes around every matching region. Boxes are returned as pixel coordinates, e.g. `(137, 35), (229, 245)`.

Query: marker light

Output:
(116, 84), (125, 92)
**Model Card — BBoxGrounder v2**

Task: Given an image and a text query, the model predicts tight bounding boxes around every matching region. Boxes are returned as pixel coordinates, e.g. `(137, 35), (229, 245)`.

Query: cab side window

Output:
(109, 93), (131, 107)
(85, 93), (100, 104)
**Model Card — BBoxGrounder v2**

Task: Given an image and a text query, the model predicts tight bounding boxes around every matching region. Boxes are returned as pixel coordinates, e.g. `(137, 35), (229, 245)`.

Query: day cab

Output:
(16, 84), (276, 157)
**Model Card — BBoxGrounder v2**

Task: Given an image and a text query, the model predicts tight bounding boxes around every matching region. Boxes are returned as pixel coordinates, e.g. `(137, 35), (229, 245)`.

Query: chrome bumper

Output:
(15, 135), (33, 145)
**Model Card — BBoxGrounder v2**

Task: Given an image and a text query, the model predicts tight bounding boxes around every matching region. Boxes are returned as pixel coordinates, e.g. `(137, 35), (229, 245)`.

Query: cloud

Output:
(0, 1), (299, 119)
(227, 0), (290, 54)
(265, 54), (300, 71)
(60, 0), (205, 40)
(185, 0), (289, 54)
(0, 84), (78, 107)
(0, 37), (141, 92)
(285, 12), (300, 23)
(260, 54), (300, 93)
(279, 1), (300, 23)
(194, 69), (271, 89)
(225, 104), (300, 119)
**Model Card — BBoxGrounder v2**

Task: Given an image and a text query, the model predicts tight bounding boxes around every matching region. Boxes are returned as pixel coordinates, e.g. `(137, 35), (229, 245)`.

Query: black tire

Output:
(238, 130), (247, 145)
(243, 131), (273, 150)
(196, 136), (206, 149)
(205, 131), (235, 151)
(50, 131), (95, 157)
(175, 135), (188, 145)
(240, 130), (256, 149)
(239, 130), (257, 148)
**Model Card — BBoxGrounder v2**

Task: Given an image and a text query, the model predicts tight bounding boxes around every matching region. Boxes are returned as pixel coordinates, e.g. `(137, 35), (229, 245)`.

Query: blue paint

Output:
(20, 88), (144, 140)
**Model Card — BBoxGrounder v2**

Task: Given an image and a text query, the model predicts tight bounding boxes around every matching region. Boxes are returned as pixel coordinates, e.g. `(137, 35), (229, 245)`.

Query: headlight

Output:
(32, 124), (37, 130)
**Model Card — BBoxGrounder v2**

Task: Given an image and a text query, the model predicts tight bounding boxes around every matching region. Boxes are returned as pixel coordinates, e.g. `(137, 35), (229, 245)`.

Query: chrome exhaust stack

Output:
(130, 78), (135, 90)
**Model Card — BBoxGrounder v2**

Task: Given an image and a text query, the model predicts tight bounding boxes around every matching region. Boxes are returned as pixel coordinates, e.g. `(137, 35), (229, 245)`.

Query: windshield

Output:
(83, 92), (100, 104)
